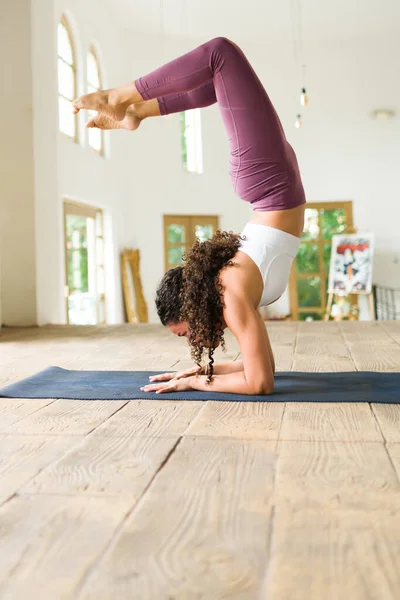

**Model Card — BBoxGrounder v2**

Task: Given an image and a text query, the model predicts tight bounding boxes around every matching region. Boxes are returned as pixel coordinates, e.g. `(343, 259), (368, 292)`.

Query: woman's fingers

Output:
(140, 382), (176, 394)
(155, 385), (176, 394)
(148, 372), (175, 382)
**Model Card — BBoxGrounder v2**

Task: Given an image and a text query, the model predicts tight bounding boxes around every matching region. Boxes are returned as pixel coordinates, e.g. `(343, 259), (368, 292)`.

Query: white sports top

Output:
(239, 223), (301, 308)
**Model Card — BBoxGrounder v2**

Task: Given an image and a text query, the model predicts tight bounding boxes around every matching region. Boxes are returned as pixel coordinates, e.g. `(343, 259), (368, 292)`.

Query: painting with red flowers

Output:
(328, 233), (374, 294)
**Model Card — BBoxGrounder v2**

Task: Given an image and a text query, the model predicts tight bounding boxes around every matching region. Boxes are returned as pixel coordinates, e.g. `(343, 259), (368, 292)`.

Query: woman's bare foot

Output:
(86, 105), (142, 131)
(73, 82), (142, 121)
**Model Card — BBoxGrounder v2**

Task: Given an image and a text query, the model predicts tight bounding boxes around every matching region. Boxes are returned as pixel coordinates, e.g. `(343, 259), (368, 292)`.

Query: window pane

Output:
(59, 96), (75, 137)
(302, 208), (319, 241)
(58, 22), (73, 65)
(297, 276), (321, 308)
(296, 244), (320, 273)
(168, 224), (185, 243)
(66, 215), (88, 293)
(323, 244), (332, 272)
(321, 208), (346, 240)
(181, 109), (203, 174)
(195, 224), (214, 242)
(168, 246), (185, 265)
(58, 59), (74, 100)
(89, 127), (102, 152)
(299, 311), (323, 321)
(180, 113), (188, 170)
(87, 51), (100, 88)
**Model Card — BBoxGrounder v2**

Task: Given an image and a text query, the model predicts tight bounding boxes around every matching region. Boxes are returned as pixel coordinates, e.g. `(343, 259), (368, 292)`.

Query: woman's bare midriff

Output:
(248, 203), (306, 239)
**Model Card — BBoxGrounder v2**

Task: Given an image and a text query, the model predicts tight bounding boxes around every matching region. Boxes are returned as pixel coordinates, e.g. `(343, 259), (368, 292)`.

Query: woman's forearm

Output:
(189, 371), (274, 396)
(211, 360), (243, 375)
(211, 354), (274, 376)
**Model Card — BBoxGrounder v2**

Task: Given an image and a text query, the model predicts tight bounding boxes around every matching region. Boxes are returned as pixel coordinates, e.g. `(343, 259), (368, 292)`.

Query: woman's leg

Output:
(156, 81), (217, 115)
(85, 82), (217, 130)
(129, 37), (286, 199)
(74, 37), (293, 205)
(73, 38), (266, 120)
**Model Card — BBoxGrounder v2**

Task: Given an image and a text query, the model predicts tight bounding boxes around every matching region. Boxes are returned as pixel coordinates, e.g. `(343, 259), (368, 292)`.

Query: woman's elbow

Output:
(250, 380), (274, 396)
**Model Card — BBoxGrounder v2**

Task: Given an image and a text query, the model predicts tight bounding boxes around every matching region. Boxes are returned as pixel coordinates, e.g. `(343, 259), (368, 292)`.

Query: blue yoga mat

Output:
(0, 367), (399, 403)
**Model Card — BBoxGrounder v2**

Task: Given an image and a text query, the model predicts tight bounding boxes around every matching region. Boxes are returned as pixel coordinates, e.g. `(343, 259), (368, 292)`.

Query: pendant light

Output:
(294, 114), (302, 129)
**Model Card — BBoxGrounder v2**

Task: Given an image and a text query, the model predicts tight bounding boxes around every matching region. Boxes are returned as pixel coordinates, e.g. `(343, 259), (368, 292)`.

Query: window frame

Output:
(289, 200), (355, 320)
(163, 215), (219, 271)
(86, 45), (105, 156)
(63, 200), (106, 324)
(57, 15), (78, 143)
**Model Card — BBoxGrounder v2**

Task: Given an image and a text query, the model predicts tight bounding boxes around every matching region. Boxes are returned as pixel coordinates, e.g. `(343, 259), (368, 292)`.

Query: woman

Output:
(73, 37), (306, 395)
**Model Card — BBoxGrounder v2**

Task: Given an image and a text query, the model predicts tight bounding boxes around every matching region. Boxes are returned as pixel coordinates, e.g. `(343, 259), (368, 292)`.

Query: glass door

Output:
(164, 215), (219, 271)
(289, 202), (354, 320)
(64, 201), (106, 324)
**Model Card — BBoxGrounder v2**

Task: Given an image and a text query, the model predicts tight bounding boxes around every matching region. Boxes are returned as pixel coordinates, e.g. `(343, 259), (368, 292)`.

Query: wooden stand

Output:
(121, 249), (148, 323)
(325, 291), (375, 321)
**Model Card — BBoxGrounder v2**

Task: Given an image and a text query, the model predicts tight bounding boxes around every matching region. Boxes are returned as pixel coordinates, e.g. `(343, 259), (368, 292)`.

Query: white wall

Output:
(1, 2), (398, 326)
(127, 32), (400, 321)
(0, 1), (37, 327)
(35, 0), (147, 325)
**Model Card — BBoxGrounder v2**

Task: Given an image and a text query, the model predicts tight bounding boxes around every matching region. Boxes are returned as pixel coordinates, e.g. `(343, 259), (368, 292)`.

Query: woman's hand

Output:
(141, 376), (195, 394)
(147, 366), (200, 383)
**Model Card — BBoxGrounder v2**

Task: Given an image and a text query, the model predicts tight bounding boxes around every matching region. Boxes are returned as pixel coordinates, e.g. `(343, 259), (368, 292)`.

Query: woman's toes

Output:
(86, 117), (96, 128)
(86, 113), (122, 130)
(72, 99), (81, 113)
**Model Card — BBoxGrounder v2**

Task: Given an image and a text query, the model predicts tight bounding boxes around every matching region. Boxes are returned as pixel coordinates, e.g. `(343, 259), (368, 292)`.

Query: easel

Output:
(325, 291), (375, 321)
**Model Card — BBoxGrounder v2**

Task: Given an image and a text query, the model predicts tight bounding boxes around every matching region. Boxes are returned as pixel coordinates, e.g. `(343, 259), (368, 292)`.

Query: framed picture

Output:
(328, 233), (374, 294)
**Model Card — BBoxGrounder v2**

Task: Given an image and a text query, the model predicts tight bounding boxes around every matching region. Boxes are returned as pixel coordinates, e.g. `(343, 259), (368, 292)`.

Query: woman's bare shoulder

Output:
(219, 251), (263, 308)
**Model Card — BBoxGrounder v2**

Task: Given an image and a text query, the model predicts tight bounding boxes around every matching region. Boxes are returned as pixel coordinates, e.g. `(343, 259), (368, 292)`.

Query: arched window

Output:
(180, 109), (203, 174)
(57, 17), (77, 140)
(87, 48), (104, 154)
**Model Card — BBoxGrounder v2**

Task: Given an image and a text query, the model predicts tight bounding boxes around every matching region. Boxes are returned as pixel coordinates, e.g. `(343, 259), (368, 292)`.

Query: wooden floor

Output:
(0, 321), (400, 599)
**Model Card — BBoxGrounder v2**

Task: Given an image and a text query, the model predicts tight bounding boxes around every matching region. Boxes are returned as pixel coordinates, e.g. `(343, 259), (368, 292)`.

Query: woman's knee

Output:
(209, 37), (236, 53)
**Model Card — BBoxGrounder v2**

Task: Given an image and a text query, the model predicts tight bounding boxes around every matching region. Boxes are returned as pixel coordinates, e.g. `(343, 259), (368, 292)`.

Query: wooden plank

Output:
(293, 322), (356, 372)
(292, 354), (356, 372)
(267, 322), (297, 371)
(266, 322), (298, 345)
(0, 434), (81, 505)
(264, 504), (400, 600)
(0, 367), (52, 388)
(77, 437), (277, 600)
(273, 345), (295, 372)
(280, 403), (383, 442)
(2, 400), (128, 436)
(186, 400), (284, 440)
(85, 399), (204, 438)
(274, 441), (400, 506)
(371, 405), (400, 443)
(0, 495), (133, 600)
(339, 321), (394, 342)
(387, 444), (400, 479)
(0, 398), (55, 431)
(379, 321), (400, 345)
(21, 432), (181, 498)
(340, 322), (400, 371)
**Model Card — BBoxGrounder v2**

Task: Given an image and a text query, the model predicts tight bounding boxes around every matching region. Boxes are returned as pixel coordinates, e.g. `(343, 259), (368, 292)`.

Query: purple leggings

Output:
(135, 38), (306, 211)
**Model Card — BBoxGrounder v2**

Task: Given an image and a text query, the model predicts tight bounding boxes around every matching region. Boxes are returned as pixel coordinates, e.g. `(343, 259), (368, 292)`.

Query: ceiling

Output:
(106, 0), (400, 43)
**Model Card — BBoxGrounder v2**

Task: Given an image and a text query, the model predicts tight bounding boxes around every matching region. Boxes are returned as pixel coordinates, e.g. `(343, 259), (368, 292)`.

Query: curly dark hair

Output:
(155, 230), (243, 382)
